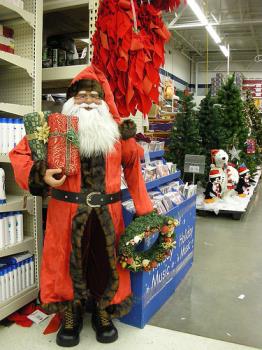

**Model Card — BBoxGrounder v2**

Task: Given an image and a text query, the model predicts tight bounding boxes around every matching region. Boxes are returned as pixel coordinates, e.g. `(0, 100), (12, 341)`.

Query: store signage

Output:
(184, 154), (206, 174)
(121, 197), (196, 328)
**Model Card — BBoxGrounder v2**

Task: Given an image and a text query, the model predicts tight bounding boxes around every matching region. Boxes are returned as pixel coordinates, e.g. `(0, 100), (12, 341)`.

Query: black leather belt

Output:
(51, 188), (121, 207)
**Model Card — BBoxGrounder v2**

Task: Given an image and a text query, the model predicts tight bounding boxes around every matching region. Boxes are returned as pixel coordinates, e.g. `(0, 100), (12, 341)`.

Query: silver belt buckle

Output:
(86, 192), (101, 208)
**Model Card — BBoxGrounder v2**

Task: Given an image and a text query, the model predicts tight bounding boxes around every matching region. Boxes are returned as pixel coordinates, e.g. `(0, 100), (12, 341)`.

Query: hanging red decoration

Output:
(149, 0), (182, 12)
(92, 0), (175, 117)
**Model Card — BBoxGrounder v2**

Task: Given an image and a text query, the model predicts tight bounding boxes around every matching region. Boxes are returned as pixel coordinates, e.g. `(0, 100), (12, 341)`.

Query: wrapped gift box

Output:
(23, 111), (51, 160)
(48, 113), (80, 176)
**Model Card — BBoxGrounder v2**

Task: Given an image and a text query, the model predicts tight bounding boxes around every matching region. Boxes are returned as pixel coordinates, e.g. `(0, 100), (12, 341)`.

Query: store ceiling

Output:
(165, 0), (262, 66)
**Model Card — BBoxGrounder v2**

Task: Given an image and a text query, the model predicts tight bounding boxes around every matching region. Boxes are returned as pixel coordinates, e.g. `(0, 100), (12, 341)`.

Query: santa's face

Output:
(74, 90), (102, 108)
(62, 89), (120, 157)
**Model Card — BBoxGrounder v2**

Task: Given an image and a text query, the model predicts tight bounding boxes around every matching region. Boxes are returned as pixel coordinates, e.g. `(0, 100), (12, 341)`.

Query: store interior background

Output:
(1, 0), (262, 349)
(42, 0), (262, 348)
(154, 1), (262, 348)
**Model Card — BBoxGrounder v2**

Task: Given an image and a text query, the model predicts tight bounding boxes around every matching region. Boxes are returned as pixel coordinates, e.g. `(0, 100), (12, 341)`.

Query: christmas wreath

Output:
(118, 212), (179, 272)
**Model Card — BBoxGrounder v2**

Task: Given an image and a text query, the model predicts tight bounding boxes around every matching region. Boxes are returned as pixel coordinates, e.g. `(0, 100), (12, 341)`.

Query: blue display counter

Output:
(120, 163), (196, 328)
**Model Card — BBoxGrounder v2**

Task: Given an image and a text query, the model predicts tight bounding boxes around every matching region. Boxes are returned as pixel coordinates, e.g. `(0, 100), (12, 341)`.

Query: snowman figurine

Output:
(204, 168), (222, 203)
(210, 149), (239, 198)
(236, 166), (251, 197)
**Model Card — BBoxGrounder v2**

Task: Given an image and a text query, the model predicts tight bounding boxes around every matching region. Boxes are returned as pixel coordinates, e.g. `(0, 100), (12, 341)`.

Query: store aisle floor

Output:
(0, 317), (259, 350)
(150, 183), (262, 349)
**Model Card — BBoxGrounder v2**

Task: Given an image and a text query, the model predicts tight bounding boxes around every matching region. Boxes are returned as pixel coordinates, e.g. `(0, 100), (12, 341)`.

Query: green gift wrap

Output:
(23, 111), (51, 160)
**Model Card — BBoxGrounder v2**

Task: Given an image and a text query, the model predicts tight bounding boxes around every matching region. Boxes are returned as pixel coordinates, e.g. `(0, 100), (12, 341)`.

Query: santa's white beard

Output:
(62, 98), (120, 157)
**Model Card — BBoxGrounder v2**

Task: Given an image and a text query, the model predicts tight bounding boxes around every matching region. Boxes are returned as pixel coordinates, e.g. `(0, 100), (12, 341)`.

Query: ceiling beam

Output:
(170, 18), (262, 29)
(247, 0), (260, 55)
(173, 30), (203, 56)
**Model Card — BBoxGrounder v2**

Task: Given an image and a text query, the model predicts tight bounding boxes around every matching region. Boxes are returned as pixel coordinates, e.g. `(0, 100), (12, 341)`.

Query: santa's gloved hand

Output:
(44, 168), (66, 187)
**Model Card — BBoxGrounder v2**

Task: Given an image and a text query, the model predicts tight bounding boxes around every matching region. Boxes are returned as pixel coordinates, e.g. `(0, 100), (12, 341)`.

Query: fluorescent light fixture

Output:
(206, 24), (221, 44)
(187, 0), (208, 25)
(171, 22), (206, 28)
(79, 38), (90, 44)
(219, 45), (230, 57)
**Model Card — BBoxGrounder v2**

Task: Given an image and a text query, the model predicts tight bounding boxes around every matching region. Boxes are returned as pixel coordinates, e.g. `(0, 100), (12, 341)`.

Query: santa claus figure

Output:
(9, 65), (153, 347)
(236, 166), (251, 197)
(204, 168), (222, 203)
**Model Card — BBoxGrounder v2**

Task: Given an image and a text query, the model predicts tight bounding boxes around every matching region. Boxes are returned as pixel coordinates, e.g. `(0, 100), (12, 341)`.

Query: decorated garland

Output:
(118, 212), (179, 272)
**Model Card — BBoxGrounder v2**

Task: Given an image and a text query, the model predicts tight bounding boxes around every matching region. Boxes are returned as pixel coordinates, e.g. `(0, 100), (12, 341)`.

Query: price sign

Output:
(189, 165), (200, 173)
(184, 155), (206, 174)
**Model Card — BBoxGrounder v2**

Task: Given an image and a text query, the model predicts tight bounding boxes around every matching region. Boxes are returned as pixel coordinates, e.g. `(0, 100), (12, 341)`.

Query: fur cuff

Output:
(29, 160), (49, 197)
(119, 119), (137, 140)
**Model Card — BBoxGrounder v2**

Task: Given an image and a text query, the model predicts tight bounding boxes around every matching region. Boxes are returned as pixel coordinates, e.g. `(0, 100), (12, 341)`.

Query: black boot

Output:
(91, 307), (118, 343)
(56, 304), (83, 347)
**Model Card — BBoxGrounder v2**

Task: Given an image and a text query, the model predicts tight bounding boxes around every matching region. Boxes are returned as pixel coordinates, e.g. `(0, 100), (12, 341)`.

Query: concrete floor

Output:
(150, 183), (262, 349)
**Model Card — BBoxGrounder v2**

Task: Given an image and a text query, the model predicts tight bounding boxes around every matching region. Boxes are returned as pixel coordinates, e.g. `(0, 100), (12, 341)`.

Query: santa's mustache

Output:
(78, 103), (99, 109)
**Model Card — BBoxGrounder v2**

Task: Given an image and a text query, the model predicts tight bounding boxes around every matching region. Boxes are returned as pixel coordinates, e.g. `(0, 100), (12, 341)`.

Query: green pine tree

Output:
(166, 91), (203, 180)
(241, 90), (262, 173)
(244, 90), (262, 147)
(217, 74), (249, 152)
(198, 91), (225, 179)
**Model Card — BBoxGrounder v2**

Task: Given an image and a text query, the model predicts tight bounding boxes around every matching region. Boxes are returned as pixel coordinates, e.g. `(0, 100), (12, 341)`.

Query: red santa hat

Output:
(238, 166), (249, 176)
(69, 64), (121, 124)
(210, 149), (219, 164)
(209, 168), (221, 179)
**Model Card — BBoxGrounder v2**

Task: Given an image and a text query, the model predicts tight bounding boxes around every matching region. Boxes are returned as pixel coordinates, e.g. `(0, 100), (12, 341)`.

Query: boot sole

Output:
(91, 322), (118, 343)
(56, 323), (83, 347)
(56, 337), (80, 348)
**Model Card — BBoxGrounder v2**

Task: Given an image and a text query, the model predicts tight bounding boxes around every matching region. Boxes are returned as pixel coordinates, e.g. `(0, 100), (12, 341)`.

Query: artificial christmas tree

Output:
(166, 90), (203, 179)
(198, 91), (226, 178)
(216, 74), (249, 152)
(244, 90), (262, 147)
(240, 90), (262, 173)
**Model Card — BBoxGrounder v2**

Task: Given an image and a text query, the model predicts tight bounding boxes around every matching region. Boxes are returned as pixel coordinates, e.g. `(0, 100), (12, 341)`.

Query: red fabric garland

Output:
(92, 0), (177, 117)
(149, 0), (182, 11)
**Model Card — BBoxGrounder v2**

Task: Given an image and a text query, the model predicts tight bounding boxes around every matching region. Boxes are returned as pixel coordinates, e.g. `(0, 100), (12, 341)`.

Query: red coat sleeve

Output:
(9, 137), (34, 191)
(121, 138), (153, 216)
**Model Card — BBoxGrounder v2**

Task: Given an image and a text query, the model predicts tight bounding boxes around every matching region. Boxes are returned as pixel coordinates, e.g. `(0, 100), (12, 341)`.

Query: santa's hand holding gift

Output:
(9, 65), (154, 347)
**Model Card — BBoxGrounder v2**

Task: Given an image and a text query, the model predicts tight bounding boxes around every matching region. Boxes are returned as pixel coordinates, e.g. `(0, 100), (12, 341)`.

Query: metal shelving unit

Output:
(0, 50), (34, 76)
(0, 236), (35, 258)
(42, 64), (87, 82)
(0, 194), (34, 213)
(0, 0), (35, 26)
(0, 285), (38, 320)
(0, 0), (43, 320)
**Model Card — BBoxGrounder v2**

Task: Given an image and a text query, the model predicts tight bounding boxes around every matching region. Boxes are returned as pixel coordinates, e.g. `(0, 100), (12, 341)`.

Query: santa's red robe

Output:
(9, 65), (153, 317)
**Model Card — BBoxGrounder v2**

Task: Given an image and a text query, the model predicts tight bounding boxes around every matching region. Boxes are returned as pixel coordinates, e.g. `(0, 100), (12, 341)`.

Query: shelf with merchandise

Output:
(0, 236), (34, 258)
(0, 102), (33, 116)
(122, 171), (181, 202)
(0, 51), (33, 77)
(0, 194), (34, 214)
(0, 285), (38, 320)
(120, 148), (197, 328)
(0, 0), (35, 27)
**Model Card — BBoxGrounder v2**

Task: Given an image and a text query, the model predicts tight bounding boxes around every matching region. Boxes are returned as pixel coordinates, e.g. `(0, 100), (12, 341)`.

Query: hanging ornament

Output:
(246, 138), (256, 154)
(229, 146), (241, 161)
(91, 0), (173, 117)
(148, 0), (182, 12)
